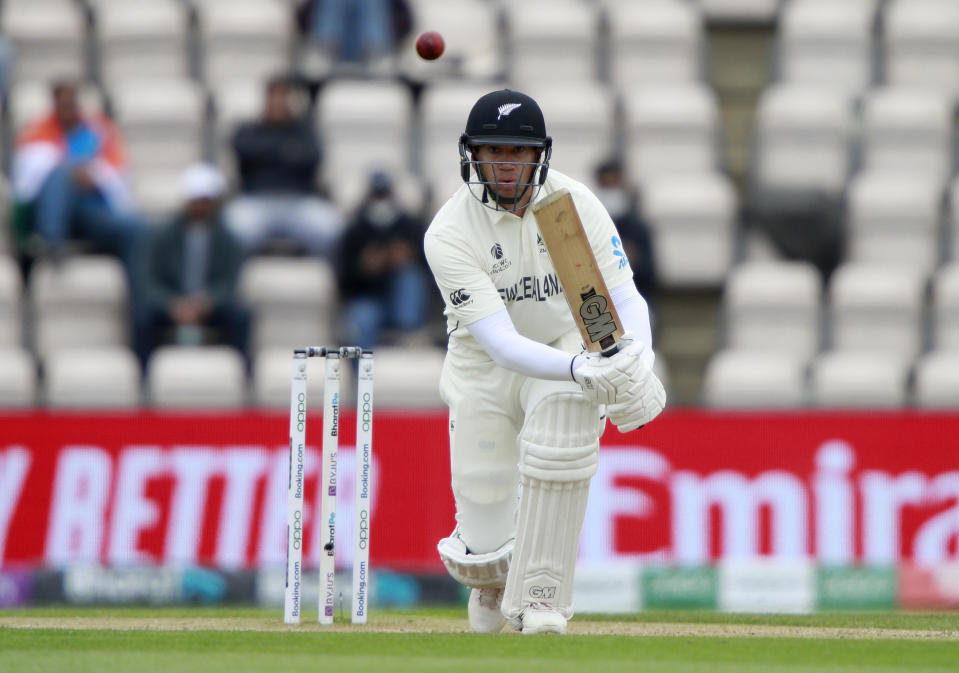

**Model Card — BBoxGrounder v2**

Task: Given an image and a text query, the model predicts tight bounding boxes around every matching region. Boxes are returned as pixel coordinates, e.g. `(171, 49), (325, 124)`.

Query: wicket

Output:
(284, 346), (374, 625)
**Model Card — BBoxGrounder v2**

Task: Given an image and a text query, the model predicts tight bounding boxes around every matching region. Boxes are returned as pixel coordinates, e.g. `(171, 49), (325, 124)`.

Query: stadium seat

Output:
(316, 80), (414, 200)
(775, 0), (877, 94)
(931, 262), (959, 350)
(605, 0), (705, 89)
(128, 167), (184, 221)
(108, 77), (208, 178)
(92, 0), (191, 85)
(0, 348), (37, 407)
(621, 82), (722, 179)
(695, 0), (781, 23)
(400, 0), (504, 82)
(809, 349), (910, 408)
(516, 82), (618, 186)
(723, 260), (822, 359)
(370, 346), (445, 408)
(238, 256), (337, 352)
(845, 171), (944, 274)
(914, 350), (959, 408)
(195, 0), (294, 86)
(751, 84), (855, 195)
(827, 262), (926, 359)
(418, 80), (499, 207)
(29, 256), (129, 359)
(44, 346), (141, 408)
(640, 172), (738, 288)
(503, 0), (602, 85)
(252, 347), (354, 409)
(701, 348), (808, 408)
(882, 0), (959, 99)
(0, 254), (22, 348)
(0, 0), (87, 83)
(951, 177), (959, 262)
(859, 86), (954, 186)
(147, 345), (247, 408)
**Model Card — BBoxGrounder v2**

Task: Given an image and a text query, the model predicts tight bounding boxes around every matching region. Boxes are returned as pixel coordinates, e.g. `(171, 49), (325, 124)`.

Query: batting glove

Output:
(571, 336), (645, 406)
(606, 363), (667, 432)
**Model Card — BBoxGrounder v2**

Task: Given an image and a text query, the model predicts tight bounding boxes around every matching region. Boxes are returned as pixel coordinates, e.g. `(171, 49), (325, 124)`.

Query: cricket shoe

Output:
(519, 603), (567, 635)
(468, 586), (506, 633)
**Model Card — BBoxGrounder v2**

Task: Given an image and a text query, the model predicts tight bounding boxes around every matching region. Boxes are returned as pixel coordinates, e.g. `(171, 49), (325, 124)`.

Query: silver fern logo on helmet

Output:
(497, 103), (521, 120)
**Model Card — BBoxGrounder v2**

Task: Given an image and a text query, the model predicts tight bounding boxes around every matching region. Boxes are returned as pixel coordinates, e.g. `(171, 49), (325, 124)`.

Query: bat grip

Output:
(600, 343), (620, 358)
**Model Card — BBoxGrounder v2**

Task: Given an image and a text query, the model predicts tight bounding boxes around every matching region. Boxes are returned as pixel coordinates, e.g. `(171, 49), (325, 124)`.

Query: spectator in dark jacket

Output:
(594, 158), (658, 302)
(337, 170), (429, 349)
(225, 76), (343, 258)
(135, 163), (250, 370)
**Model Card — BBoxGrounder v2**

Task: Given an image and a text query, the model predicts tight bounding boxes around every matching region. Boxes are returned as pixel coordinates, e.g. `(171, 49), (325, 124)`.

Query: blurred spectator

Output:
(225, 76), (343, 258)
(299, 0), (411, 65)
(594, 158), (658, 302)
(0, 37), (14, 93)
(10, 79), (146, 285)
(336, 170), (430, 349)
(135, 163), (250, 370)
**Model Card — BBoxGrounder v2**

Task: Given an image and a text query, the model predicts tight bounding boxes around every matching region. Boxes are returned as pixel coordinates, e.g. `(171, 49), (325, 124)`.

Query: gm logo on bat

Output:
(579, 286), (618, 349)
(450, 288), (472, 306)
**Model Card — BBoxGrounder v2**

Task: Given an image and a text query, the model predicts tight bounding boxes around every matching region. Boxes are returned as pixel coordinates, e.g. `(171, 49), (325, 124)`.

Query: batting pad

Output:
(437, 528), (513, 588)
(502, 392), (600, 623)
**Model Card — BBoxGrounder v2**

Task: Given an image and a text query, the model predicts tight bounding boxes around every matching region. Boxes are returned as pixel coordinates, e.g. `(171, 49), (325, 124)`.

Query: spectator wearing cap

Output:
(134, 163), (251, 370)
(224, 76), (343, 258)
(336, 170), (430, 349)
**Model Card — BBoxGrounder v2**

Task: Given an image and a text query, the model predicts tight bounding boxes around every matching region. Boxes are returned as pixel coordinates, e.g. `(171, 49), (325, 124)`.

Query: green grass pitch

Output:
(2, 606), (958, 673)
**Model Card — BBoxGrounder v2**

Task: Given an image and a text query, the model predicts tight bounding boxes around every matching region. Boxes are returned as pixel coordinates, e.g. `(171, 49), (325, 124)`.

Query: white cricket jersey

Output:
(424, 170), (634, 362)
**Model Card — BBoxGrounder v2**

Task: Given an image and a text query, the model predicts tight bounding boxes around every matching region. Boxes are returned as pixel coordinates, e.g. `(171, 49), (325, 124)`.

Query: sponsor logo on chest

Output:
(489, 242), (512, 274)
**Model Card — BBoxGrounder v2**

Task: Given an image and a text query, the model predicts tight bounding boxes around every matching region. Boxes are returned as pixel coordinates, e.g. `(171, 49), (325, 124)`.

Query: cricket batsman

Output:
(424, 89), (667, 634)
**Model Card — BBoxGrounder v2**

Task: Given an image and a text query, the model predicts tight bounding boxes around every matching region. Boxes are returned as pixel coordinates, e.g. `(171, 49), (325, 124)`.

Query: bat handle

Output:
(600, 343), (620, 358)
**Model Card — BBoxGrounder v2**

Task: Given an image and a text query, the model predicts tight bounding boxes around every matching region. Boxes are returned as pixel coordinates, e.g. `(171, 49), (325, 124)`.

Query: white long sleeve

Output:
(466, 309), (577, 381)
(465, 280), (655, 379)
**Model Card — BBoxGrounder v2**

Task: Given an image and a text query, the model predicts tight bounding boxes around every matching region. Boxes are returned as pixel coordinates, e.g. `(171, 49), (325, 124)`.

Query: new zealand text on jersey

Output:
(498, 272), (564, 304)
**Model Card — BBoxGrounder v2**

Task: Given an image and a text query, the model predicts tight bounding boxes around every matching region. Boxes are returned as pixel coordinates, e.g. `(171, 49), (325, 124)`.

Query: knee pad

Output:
(518, 392), (602, 482)
(437, 527), (513, 588)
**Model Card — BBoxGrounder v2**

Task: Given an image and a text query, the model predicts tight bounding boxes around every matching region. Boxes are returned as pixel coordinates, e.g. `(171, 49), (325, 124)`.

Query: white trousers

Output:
(438, 329), (600, 555)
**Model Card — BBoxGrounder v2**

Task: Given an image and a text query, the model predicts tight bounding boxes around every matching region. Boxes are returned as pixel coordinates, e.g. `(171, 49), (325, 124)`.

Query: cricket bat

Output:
(532, 187), (625, 356)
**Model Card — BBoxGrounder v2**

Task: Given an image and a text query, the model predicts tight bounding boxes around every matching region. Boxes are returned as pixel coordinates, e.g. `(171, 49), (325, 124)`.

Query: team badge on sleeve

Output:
(449, 288), (473, 307)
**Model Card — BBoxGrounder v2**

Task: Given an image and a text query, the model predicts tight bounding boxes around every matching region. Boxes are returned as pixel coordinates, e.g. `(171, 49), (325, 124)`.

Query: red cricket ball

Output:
(415, 30), (445, 61)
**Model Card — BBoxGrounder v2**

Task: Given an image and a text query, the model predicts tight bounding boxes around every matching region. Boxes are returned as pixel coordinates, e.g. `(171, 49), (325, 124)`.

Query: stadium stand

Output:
(366, 345), (444, 408)
(0, 347), (36, 406)
(774, 0), (877, 95)
(238, 256), (338, 353)
(0, 0), (88, 84)
(844, 171), (944, 274)
(722, 260), (822, 360)
(502, 0), (602, 86)
(914, 350), (959, 408)
(44, 345), (140, 407)
(621, 82), (723, 179)
(827, 262), (926, 360)
(147, 344), (247, 408)
(702, 348), (807, 408)
(92, 0), (191, 86)
(809, 350), (911, 408)
(1, 0), (958, 409)
(0, 254), (22, 347)
(28, 255), (130, 360)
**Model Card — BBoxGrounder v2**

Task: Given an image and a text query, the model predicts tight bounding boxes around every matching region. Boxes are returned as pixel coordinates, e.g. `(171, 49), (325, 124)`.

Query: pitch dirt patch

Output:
(1, 615), (957, 640)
